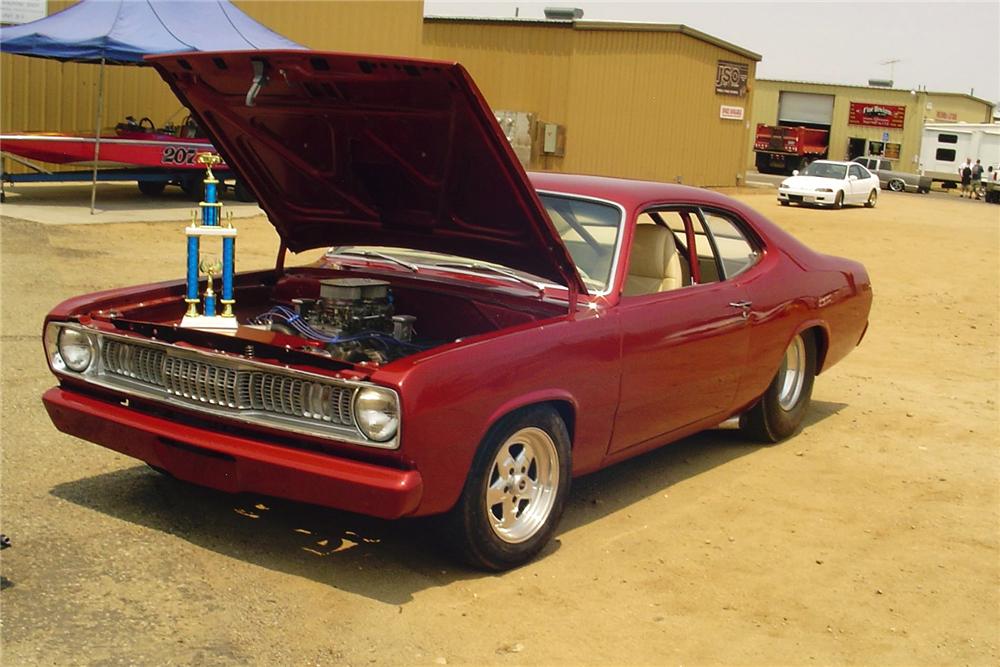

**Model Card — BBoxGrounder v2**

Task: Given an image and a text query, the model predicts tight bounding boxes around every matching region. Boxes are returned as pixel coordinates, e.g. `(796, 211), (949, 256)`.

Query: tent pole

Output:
(89, 57), (106, 215)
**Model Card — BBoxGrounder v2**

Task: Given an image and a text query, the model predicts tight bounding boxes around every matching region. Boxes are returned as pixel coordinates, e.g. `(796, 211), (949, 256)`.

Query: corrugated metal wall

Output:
(1, 1), (423, 172)
(749, 80), (994, 173)
(3, 3), (755, 185)
(424, 21), (756, 186)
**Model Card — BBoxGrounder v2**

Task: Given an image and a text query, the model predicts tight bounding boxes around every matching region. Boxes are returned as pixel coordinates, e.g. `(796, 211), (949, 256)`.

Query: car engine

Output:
(252, 278), (419, 364)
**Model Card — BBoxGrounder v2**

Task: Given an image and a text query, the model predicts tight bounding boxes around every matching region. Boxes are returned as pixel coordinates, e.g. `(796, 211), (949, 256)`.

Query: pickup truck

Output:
(852, 157), (931, 194)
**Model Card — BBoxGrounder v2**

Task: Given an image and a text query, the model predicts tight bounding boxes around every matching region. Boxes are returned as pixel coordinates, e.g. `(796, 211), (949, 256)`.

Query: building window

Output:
(937, 134), (959, 144)
(936, 148), (957, 162)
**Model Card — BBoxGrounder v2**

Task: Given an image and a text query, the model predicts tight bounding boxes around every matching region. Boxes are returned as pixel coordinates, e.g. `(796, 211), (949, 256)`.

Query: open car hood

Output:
(148, 50), (585, 292)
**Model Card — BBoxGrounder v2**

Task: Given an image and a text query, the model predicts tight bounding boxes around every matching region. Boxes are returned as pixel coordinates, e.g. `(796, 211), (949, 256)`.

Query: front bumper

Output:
(777, 189), (836, 205)
(42, 386), (423, 519)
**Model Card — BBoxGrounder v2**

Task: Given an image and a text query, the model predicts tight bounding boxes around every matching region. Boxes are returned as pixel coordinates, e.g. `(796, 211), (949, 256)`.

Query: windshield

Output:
(326, 194), (624, 294)
(802, 162), (847, 180)
(538, 193), (622, 292)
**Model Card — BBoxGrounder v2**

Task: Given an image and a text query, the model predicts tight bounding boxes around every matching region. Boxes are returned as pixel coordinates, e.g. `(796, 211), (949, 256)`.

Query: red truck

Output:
(754, 124), (829, 175)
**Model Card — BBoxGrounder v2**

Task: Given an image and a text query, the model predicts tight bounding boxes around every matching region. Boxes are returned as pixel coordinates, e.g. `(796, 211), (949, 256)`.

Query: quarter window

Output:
(700, 211), (759, 280)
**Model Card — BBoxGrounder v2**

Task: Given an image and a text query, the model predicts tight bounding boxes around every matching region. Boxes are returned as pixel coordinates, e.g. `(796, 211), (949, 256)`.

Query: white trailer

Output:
(919, 123), (1000, 186)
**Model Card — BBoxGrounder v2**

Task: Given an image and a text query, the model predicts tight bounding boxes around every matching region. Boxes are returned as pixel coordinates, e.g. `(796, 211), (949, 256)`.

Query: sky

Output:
(424, 1), (1000, 104)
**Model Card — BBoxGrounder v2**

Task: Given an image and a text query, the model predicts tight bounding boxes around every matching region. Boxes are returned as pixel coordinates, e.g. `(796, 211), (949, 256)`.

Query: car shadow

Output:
(50, 401), (845, 604)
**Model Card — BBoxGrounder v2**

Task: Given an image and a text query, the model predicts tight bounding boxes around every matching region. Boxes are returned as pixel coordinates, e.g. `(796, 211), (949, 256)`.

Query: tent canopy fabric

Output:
(0, 0), (304, 64)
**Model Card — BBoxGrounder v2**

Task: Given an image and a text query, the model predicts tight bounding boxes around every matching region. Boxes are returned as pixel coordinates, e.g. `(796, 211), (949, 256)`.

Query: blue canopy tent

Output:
(1, 0), (303, 210)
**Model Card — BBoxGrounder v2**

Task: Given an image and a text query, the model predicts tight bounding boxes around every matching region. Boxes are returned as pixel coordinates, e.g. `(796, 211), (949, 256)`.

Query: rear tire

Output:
(865, 189), (877, 208)
(137, 180), (166, 196)
(444, 406), (571, 571)
(740, 332), (816, 443)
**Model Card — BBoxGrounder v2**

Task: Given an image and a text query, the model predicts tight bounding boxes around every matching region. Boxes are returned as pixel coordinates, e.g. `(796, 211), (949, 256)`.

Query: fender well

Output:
(799, 324), (830, 374)
(483, 393), (578, 449)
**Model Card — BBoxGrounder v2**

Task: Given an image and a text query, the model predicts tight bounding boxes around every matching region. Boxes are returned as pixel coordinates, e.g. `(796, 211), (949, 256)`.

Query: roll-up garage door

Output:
(778, 92), (835, 125)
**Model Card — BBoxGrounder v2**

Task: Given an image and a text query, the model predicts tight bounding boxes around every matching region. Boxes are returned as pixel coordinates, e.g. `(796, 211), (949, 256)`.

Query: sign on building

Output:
(848, 102), (906, 128)
(715, 60), (749, 97)
(719, 105), (745, 120)
(1, 0), (46, 24)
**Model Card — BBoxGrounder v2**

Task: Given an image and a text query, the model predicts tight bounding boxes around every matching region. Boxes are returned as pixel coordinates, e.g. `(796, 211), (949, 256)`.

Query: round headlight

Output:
(57, 328), (95, 372)
(354, 387), (399, 442)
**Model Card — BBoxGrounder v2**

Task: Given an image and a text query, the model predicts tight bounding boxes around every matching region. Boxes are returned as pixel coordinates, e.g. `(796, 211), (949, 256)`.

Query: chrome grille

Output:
(101, 339), (355, 426)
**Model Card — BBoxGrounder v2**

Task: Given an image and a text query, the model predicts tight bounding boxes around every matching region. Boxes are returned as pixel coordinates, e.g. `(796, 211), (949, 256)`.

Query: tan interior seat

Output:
(624, 225), (685, 297)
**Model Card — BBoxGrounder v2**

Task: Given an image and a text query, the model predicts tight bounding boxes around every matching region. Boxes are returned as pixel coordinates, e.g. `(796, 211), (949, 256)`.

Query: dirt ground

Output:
(1, 186), (997, 666)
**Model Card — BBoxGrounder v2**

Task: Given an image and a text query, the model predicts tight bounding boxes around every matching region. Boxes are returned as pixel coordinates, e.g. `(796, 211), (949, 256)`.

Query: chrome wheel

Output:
(485, 427), (559, 544)
(889, 179), (905, 192)
(776, 335), (807, 411)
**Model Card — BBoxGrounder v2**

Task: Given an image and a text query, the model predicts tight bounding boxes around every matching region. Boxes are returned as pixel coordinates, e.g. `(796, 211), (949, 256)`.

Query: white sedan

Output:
(778, 160), (880, 209)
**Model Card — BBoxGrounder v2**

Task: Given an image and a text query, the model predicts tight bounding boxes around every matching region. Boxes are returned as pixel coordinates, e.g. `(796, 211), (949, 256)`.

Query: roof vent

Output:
(544, 7), (584, 20)
(868, 79), (893, 88)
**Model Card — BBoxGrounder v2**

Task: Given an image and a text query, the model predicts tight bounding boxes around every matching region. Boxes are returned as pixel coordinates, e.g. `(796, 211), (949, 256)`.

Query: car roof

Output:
(527, 171), (741, 212)
(810, 160), (857, 167)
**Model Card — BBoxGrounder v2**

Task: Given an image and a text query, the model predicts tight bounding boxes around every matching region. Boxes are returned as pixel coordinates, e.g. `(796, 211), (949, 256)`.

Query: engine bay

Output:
(81, 269), (565, 371)
(249, 278), (423, 364)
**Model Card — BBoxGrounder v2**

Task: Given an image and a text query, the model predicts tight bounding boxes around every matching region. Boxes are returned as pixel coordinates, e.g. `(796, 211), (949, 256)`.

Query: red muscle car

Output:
(41, 51), (872, 570)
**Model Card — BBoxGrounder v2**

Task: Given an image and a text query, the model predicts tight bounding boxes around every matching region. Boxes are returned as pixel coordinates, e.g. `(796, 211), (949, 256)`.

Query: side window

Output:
(849, 164), (864, 179)
(699, 210), (760, 280)
(936, 148), (957, 162)
(624, 207), (760, 298)
(938, 133), (958, 144)
(881, 160), (893, 171)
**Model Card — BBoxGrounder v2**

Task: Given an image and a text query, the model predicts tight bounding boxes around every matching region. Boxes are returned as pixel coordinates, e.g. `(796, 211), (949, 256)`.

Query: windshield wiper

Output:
(433, 262), (546, 295)
(331, 250), (419, 273)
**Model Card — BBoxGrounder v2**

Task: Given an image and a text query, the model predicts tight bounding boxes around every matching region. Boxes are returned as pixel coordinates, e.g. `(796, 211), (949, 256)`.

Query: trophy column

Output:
(179, 153), (239, 333)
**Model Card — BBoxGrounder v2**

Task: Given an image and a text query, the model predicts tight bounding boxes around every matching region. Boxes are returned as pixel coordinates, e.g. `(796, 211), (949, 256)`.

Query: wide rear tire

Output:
(444, 406), (571, 571)
(741, 332), (817, 443)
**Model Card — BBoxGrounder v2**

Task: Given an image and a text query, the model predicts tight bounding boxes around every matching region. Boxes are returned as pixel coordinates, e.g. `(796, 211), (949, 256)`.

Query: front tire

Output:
(865, 189), (877, 208)
(445, 406), (571, 571)
(741, 332), (816, 443)
(888, 179), (905, 192)
(831, 191), (844, 209)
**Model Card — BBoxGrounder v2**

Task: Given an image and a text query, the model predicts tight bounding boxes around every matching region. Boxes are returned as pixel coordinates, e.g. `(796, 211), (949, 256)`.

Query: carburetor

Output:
(294, 278), (394, 336)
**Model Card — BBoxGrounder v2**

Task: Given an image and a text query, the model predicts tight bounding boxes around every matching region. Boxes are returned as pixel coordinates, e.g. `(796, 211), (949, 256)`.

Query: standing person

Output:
(959, 158), (973, 197)
(971, 159), (984, 199)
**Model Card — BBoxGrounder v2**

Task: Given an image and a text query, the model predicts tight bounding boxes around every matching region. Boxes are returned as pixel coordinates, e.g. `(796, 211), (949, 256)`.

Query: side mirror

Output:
(849, 175), (858, 181)
(792, 170), (799, 177)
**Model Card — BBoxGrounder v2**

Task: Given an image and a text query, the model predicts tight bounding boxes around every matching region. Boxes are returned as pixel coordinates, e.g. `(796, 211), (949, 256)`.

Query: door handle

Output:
(729, 301), (752, 319)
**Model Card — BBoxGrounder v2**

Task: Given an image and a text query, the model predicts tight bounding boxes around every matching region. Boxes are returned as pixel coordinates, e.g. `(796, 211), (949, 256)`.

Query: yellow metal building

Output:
(749, 79), (994, 173)
(2, 1), (759, 186)
(422, 17), (760, 186)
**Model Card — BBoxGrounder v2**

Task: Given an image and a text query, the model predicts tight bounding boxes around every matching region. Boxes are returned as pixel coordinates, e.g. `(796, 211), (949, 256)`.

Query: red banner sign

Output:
(849, 102), (906, 128)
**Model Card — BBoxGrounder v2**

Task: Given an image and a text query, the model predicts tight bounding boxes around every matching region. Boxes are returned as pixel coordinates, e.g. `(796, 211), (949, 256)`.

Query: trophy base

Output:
(179, 315), (239, 334)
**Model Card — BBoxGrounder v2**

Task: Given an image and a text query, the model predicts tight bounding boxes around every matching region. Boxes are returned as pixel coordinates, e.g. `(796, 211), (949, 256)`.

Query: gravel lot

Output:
(1, 186), (997, 666)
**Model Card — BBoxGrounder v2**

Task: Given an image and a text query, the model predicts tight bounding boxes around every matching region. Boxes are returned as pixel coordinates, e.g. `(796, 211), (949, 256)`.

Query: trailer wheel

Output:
(233, 180), (256, 203)
(137, 180), (167, 197)
(180, 175), (203, 201)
